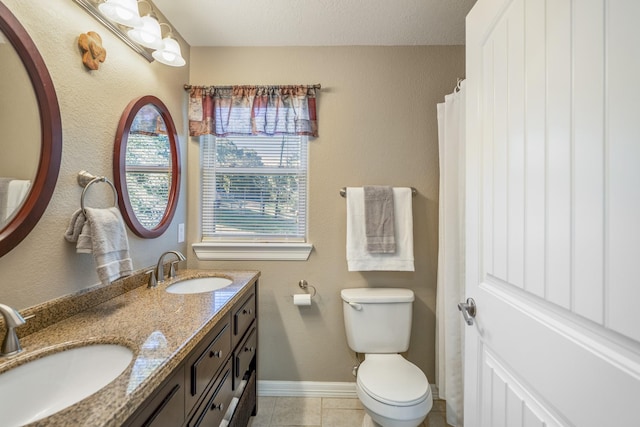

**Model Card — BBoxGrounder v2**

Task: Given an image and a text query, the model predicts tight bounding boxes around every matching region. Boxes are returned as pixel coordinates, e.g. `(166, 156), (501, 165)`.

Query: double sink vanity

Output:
(0, 268), (260, 427)
(0, 2), (261, 425)
(0, 0), (263, 424)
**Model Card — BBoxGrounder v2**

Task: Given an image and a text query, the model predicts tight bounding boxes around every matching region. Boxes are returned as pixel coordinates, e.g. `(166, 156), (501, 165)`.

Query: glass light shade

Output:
(152, 36), (186, 67)
(98, 0), (142, 27)
(127, 14), (163, 50)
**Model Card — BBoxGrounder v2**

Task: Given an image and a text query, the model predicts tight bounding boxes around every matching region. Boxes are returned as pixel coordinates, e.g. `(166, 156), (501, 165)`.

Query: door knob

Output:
(458, 298), (477, 325)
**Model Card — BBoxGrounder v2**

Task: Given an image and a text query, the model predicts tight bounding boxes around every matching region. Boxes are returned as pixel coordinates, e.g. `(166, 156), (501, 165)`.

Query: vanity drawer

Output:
(125, 366), (185, 427)
(186, 360), (234, 427)
(232, 290), (256, 348)
(234, 325), (257, 388)
(186, 318), (231, 411)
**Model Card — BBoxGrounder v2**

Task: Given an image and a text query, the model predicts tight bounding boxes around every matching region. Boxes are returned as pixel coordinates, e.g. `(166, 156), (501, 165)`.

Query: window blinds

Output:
(125, 133), (172, 229)
(201, 135), (308, 241)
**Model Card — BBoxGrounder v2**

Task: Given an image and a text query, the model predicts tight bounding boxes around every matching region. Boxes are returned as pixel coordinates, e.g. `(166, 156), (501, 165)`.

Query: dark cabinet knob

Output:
(211, 402), (224, 411)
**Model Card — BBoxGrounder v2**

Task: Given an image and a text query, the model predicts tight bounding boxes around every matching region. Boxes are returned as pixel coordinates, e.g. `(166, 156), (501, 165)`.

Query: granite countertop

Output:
(0, 269), (260, 427)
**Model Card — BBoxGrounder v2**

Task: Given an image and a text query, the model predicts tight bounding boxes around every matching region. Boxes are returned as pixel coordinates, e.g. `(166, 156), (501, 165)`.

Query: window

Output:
(195, 134), (312, 260)
(124, 131), (172, 229)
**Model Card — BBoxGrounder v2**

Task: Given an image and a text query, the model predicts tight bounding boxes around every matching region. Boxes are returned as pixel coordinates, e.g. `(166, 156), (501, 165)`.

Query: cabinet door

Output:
(234, 325), (256, 389)
(186, 319), (231, 412)
(125, 367), (185, 427)
(186, 360), (234, 427)
(232, 290), (256, 349)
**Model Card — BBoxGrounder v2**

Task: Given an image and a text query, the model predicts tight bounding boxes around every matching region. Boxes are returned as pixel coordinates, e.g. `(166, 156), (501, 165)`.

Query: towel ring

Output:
(78, 171), (118, 214)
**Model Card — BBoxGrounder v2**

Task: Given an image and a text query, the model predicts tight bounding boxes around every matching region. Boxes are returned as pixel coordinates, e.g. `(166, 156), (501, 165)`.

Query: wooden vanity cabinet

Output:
(234, 326), (256, 386)
(185, 319), (231, 414)
(232, 291), (255, 350)
(124, 366), (185, 427)
(228, 287), (258, 427)
(185, 359), (234, 427)
(123, 281), (258, 427)
(186, 285), (258, 427)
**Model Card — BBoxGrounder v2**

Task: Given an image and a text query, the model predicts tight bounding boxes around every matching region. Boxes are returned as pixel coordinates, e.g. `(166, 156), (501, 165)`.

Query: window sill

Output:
(192, 242), (313, 261)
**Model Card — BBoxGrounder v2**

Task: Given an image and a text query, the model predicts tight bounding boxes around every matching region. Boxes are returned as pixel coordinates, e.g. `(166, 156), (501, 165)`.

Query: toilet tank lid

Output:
(341, 288), (414, 303)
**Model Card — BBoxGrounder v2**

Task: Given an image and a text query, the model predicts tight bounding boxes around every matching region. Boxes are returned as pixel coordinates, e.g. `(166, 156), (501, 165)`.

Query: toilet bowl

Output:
(356, 354), (432, 427)
(341, 288), (433, 427)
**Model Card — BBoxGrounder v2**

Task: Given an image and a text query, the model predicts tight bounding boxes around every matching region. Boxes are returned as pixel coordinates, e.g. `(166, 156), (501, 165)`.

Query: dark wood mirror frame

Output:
(113, 95), (181, 238)
(0, 2), (62, 257)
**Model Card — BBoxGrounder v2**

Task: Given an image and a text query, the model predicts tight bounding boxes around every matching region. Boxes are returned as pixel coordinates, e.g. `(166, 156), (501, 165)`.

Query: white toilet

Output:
(341, 288), (432, 427)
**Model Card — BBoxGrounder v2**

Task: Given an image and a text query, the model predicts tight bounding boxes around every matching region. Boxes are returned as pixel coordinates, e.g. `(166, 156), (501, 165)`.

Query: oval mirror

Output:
(0, 3), (62, 257)
(113, 96), (180, 238)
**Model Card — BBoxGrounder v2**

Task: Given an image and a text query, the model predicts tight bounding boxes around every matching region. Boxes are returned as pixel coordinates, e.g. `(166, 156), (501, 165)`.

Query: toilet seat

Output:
(357, 354), (429, 407)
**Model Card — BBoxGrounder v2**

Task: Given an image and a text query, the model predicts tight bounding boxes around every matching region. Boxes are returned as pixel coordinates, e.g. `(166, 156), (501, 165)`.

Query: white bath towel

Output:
(5, 180), (30, 220)
(0, 178), (31, 221)
(0, 178), (12, 220)
(65, 207), (133, 284)
(347, 187), (414, 271)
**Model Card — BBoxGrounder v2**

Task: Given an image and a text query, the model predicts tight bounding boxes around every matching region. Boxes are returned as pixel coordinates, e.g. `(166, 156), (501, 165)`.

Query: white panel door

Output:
(464, 0), (640, 426)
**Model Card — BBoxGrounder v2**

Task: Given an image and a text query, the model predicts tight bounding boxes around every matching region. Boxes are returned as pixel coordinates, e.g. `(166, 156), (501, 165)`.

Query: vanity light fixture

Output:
(98, 0), (142, 27)
(152, 24), (186, 67)
(127, 4), (163, 50)
(76, 0), (186, 66)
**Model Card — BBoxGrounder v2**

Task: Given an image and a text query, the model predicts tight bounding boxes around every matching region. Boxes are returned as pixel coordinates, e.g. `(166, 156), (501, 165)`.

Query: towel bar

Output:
(339, 187), (417, 198)
(77, 170), (117, 214)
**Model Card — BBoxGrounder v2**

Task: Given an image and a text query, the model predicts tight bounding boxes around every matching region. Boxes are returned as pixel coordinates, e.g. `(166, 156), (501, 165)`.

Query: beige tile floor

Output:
(248, 396), (454, 427)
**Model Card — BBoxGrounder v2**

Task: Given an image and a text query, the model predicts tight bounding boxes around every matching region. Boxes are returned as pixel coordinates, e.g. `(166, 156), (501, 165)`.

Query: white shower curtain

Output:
(435, 80), (465, 427)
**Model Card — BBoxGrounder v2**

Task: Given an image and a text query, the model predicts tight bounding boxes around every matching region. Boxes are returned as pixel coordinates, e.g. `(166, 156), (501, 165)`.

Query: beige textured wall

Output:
(187, 46), (465, 382)
(0, 0), (189, 309)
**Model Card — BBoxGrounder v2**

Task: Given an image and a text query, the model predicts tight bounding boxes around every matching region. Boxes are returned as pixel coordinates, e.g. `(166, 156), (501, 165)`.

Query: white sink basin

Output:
(0, 344), (133, 426)
(165, 276), (233, 294)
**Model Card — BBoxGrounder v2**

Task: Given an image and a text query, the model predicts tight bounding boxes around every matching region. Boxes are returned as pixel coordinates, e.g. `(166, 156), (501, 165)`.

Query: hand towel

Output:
(64, 209), (93, 253)
(364, 185), (396, 253)
(64, 209), (86, 243)
(84, 207), (133, 284)
(347, 187), (414, 271)
(65, 207), (133, 284)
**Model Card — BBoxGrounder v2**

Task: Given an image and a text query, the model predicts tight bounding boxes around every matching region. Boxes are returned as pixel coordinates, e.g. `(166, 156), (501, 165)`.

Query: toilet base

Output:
(361, 411), (425, 427)
(362, 413), (380, 427)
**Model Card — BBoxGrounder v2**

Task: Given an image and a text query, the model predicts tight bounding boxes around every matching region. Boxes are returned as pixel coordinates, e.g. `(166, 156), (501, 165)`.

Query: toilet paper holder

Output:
(297, 280), (317, 298)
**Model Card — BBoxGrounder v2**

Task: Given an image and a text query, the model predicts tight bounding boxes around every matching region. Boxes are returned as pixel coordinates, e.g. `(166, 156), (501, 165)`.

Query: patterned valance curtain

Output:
(187, 85), (319, 137)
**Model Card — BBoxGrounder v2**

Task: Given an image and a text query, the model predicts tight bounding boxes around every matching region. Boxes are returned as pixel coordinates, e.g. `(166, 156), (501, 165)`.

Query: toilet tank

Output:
(341, 288), (414, 353)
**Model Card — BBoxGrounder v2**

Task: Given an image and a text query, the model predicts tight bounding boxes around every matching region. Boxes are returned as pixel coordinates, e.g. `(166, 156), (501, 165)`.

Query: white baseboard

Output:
(258, 381), (358, 397)
(257, 381), (439, 400)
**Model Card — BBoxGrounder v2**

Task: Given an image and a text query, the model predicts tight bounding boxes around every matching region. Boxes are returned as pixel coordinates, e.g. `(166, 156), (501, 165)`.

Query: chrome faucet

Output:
(0, 303), (26, 357)
(148, 250), (186, 287)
